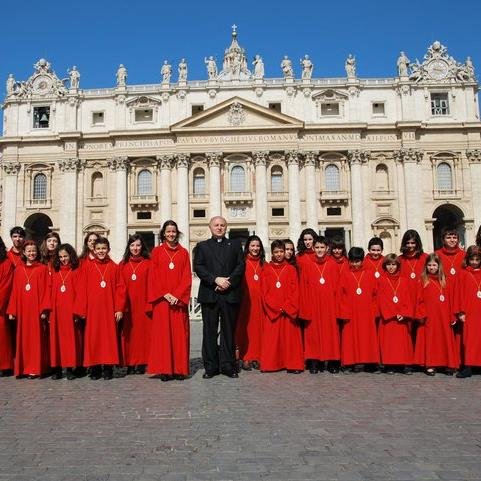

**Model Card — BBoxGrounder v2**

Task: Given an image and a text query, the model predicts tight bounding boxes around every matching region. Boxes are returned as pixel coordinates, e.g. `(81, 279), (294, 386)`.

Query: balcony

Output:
(129, 194), (158, 208)
(189, 193), (209, 202)
(371, 190), (396, 200)
(223, 191), (253, 206)
(25, 198), (52, 209)
(433, 189), (462, 200)
(320, 190), (349, 205)
(267, 191), (288, 201)
(85, 196), (108, 207)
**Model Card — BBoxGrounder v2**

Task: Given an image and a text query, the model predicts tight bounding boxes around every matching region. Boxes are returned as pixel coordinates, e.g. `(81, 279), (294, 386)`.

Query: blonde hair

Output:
(421, 253), (446, 288)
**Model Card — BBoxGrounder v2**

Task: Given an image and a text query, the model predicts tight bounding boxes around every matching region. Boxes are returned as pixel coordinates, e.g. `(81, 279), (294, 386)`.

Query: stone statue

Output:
(161, 60), (172, 84)
(6, 74), (16, 96)
(408, 59), (423, 82)
(204, 56), (218, 80)
(397, 51), (410, 77)
(252, 54), (264, 79)
(68, 66), (80, 89)
(116, 64), (127, 87)
(465, 56), (475, 80)
(345, 54), (356, 78)
(300, 54), (313, 80)
(281, 55), (294, 78)
(178, 58), (188, 82)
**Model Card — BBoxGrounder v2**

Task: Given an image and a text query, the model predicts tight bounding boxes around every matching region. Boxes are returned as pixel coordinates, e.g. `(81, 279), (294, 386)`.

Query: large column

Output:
(158, 154), (173, 225)
(348, 150), (368, 247)
(304, 151), (318, 231)
(176, 154), (190, 250)
(287, 151), (302, 241)
(58, 158), (82, 245)
(207, 152), (222, 218)
(1, 162), (21, 241)
(107, 156), (129, 261)
(253, 151), (269, 248)
(394, 148), (425, 242)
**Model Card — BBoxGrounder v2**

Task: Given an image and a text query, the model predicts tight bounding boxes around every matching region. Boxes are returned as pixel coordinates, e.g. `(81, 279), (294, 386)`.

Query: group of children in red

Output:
(235, 227), (481, 378)
(0, 221), (191, 381)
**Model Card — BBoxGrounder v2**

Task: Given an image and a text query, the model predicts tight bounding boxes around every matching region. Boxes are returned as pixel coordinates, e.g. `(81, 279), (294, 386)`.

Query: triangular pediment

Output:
(171, 97), (304, 132)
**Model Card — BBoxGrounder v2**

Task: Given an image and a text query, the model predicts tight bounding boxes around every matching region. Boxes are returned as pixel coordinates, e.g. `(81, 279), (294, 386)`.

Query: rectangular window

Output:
(33, 106), (50, 129)
(135, 109), (153, 122)
(320, 103), (340, 116)
(268, 102), (281, 113)
(137, 212), (152, 220)
(431, 93), (449, 116)
(272, 208), (285, 217)
(193, 209), (206, 218)
(191, 105), (204, 115)
(327, 207), (342, 216)
(92, 112), (105, 125)
(372, 102), (385, 115)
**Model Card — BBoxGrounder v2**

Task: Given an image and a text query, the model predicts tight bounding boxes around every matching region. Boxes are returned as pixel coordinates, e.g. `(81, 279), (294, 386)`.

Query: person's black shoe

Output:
(126, 366), (135, 375)
(0, 369), (13, 377)
(202, 371), (219, 379)
(456, 367), (472, 378)
(66, 368), (76, 380)
(134, 365), (146, 375)
(352, 364), (363, 373)
(222, 371), (239, 378)
(287, 369), (303, 374)
(51, 368), (63, 380)
(425, 368), (436, 376)
(251, 361), (260, 370)
(403, 366), (413, 375)
(160, 374), (173, 382)
(173, 374), (186, 381)
(102, 366), (113, 380)
(242, 361), (252, 371)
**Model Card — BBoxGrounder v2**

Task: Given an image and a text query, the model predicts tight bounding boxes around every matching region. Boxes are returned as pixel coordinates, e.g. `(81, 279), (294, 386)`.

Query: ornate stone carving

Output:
(161, 92), (170, 102)
(303, 151), (318, 166)
(280, 56), (294, 78)
(345, 54), (356, 79)
(252, 55), (264, 79)
(227, 102), (246, 127)
(217, 25), (252, 81)
(177, 89), (187, 100)
(348, 85), (360, 97)
(107, 156), (129, 171)
(393, 148), (422, 163)
(466, 149), (481, 163)
(157, 155), (174, 170)
(68, 66), (80, 89)
(2, 162), (21, 175)
(204, 56), (218, 80)
(300, 55), (313, 80)
(126, 96), (161, 111)
(253, 151), (269, 167)
(254, 87), (264, 97)
(176, 154), (190, 169)
(58, 158), (83, 172)
(178, 58), (188, 82)
(206, 152), (222, 167)
(116, 64), (127, 87)
(285, 86), (296, 97)
(208, 89), (217, 98)
(347, 150), (369, 164)
(397, 52), (410, 77)
(161, 60), (172, 84)
(286, 151), (300, 165)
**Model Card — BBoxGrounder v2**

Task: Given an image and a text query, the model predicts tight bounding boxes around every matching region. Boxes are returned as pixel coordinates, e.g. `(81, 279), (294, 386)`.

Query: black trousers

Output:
(201, 299), (239, 374)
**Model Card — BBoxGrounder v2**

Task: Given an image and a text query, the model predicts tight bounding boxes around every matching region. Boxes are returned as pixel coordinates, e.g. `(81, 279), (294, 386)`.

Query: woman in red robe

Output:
(147, 220), (192, 381)
(399, 230), (428, 300)
(7, 241), (50, 378)
(260, 240), (303, 373)
(78, 232), (100, 269)
(414, 253), (459, 375)
(0, 237), (14, 376)
(453, 246), (481, 378)
(119, 234), (152, 375)
(337, 247), (380, 371)
(40, 232), (61, 276)
(74, 237), (126, 380)
(49, 244), (83, 380)
(235, 235), (265, 371)
(377, 254), (414, 373)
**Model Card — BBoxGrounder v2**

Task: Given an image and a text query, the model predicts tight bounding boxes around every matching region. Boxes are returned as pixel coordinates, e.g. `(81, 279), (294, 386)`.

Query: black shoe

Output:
(352, 364), (363, 373)
(287, 369), (303, 374)
(202, 371), (219, 379)
(51, 368), (63, 380)
(160, 374), (173, 382)
(27, 374), (39, 379)
(66, 368), (76, 380)
(456, 367), (472, 378)
(241, 361), (252, 371)
(126, 366), (135, 375)
(0, 369), (13, 377)
(425, 368), (436, 376)
(251, 361), (260, 370)
(102, 366), (113, 380)
(222, 371), (239, 378)
(134, 365), (146, 375)
(173, 374), (186, 381)
(385, 368), (395, 375)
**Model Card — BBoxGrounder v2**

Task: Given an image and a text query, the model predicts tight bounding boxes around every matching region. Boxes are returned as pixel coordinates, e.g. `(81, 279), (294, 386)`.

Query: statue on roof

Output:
(281, 56), (294, 78)
(252, 54), (264, 79)
(217, 25), (252, 81)
(300, 55), (313, 80)
(345, 54), (356, 78)
(161, 60), (172, 84)
(397, 51), (410, 77)
(204, 56), (218, 80)
(178, 58), (188, 82)
(68, 66), (80, 89)
(116, 64), (127, 86)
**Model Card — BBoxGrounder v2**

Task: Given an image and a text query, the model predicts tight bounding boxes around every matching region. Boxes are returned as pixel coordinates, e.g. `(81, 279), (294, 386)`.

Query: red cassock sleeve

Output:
(414, 280), (427, 319)
(114, 263), (127, 313)
(73, 263), (88, 318)
(337, 271), (352, 320)
(39, 264), (52, 313)
(171, 248), (192, 306)
(0, 259), (14, 314)
(6, 270), (19, 318)
(378, 276), (412, 320)
(282, 265), (299, 320)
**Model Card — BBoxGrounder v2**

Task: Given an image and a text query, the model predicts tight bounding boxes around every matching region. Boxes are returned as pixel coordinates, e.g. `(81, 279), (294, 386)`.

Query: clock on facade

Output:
(426, 60), (449, 80)
(32, 75), (51, 93)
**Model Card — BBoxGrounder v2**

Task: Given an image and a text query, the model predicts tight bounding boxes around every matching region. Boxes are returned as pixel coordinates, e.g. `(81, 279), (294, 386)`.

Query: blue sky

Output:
(1, 0), (480, 90)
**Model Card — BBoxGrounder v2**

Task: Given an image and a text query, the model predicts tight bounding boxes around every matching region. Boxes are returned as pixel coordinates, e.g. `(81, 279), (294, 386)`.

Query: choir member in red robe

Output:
(49, 244), (83, 380)
(453, 246), (481, 378)
(7, 226), (26, 268)
(303, 236), (341, 373)
(0, 237), (14, 376)
(78, 232), (100, 270)
(119, 234), (152, 375)
(364, 237), (384, 281)
(377, 254), (414, 373)
(399, 229), (428, 301)
(7, 241), (50, 378)
(296, 229), (317, 323)
(330, 236), (348, 275)
(235, 235), (265, 371)
(413, 253), (459, 375)
(283, 239), (298, 270)
(147, 221), (191, 381)
(260, 240), (303, 373)
(74, 237), (126, 380)
(40, 232), (61, 276)
(337, 247), (380, 371)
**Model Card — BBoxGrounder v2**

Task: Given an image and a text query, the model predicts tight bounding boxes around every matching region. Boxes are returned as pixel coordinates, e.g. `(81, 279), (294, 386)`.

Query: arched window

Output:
(91, 172), (104, 198)
(437, 162), (452, 191)
(33, 173), (47, 200)
(193, 167), (206, 194)
(324, 164), (340, 191)
(271, 166), (284, 192)
(230, 165), (246, 192)
(375, 164), (389, 191)
(137, 169), (152, 195)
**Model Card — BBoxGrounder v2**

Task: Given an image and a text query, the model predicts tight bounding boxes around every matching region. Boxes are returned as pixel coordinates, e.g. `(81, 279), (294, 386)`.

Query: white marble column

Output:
(176, 154), (190, 250)
(207, 152), (222, 218)
(107, 156), (129, 261)
(348, 150), (367, 247)
(304, 151), (318, 230)
(253, 151), (269, 248)
(1, 162), (21, 241)
(58, 158), (82, 245)
(467, 150), (481, 231)
(158, 154), (173, 225)
(287, 151), (302, 241)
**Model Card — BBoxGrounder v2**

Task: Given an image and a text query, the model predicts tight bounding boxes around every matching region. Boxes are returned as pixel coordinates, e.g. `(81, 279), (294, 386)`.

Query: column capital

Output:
(156, 154), (174, 170)
(175, 153), (190, 169)
(347, 150), (370, 165)
(303, 151), (318, 167)
(107, 156), (130, 171)
(252, 151), (269, 167)
(286, 150), (301, 166)
(58, 158), (84, 173)
(206, 152), (223, 167)
(2, 162), (21, 175)
(393, 148), (422, 164)
(466, 149), (481, 163)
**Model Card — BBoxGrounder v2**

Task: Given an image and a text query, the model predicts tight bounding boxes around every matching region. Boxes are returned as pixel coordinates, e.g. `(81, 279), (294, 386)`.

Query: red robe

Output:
(303, 256), (341, 361)
(364, 255), (384, 282)
(338, 265), (380, 365)
(297, 250), (315, 320)
(7, 262), (50, 376)
(453, 267), (481, 366)
(119, 257), (152, 366)
(331, 255), (348, 276)
(399, 253), (428, 304)
(49, 265), (83, 368)
(260, 261), (303, 371)
(74, 257), (126, 366)
(7, 248), (22, 269)
(0, 258), (14, 370)
(377, 272), (413, 365)
(235, 255), (264, 362)
(147, 243), (191, 376)
(414, 275), (459, 369)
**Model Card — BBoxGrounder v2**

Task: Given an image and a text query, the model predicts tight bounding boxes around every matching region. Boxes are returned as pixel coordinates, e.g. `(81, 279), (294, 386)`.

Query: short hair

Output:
(122, 234), (150, 263)
(313, 235), (329, 246)
(94, 237), (110, 250)
(244, 235), (266, 265)
(160, 220), (182, 243)
(463, 245), (481, 268)
(382, 253), (400, 271)
(10, 226), (26, 238)
(348, 247), (365, 262)
(368, 237), (384, 250)
(441, 226), (459, 240)
(296, 228), (318, 253)
(53, 243), (80, 271)
(271, 239), (286, 253)
(20, 240), (38, 263)
(330, 236), (346, 256)
(400, 229), (424, 257)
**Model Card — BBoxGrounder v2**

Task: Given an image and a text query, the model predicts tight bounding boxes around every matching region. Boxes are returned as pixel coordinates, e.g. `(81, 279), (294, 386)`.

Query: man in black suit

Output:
(193, 216), (245, 378)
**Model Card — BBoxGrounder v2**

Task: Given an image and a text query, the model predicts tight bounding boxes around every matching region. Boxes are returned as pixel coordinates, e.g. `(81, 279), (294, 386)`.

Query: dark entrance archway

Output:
(24, 213), (53, 245)
(432, 204), (465, 250)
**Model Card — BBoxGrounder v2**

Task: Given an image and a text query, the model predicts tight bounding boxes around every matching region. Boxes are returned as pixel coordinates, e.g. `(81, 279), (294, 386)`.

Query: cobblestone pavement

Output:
(1, 322), (481, 481)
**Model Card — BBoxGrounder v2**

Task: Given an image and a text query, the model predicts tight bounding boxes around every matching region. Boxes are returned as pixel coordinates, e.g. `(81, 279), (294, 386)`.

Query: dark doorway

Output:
(324, 228), (345, 243)
(24, 213), (53, 245)
(432, 204), (465, 250)
(135, 231), (155, 251)
(228, 228), (250, 248)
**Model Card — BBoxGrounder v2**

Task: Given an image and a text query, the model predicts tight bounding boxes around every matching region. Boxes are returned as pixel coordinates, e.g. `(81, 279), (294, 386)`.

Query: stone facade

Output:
(1, 30), (480, 260)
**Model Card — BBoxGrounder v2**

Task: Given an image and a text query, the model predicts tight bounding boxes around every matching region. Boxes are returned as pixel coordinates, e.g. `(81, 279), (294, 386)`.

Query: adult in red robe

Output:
(147, 221), (191, 380)
(0, 237), (14, 375)
(119, 234), (152, 374)
(7, 241), (50, 378)
(296, 229), (316, 321)
(6, 226), (25, 269)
